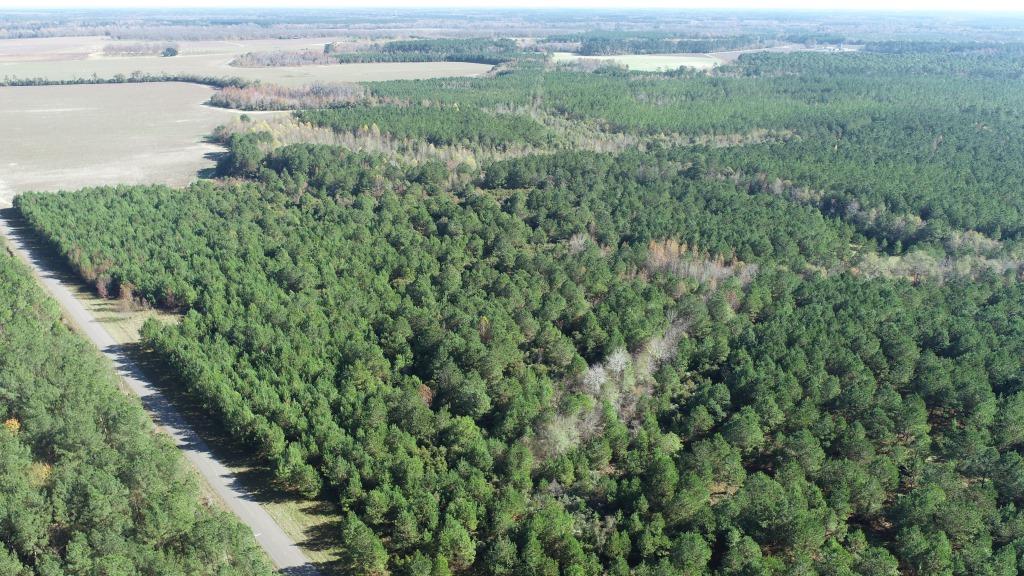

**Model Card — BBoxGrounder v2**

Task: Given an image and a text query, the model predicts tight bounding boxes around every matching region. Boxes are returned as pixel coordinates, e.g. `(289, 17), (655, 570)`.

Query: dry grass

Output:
(76, 290), (179, 344)
(228, 480), (343, 568)
(851, 249), (1024, 283)
(216, 114), (532, 168)
(646, 238), (758, 292)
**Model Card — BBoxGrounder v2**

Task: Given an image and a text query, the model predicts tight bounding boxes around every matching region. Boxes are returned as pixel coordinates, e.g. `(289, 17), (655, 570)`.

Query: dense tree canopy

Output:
(363, 47), (1024, 254)
(0, 249), (272, 575)
(550, 33), (776, 56)
(332, 38), (527, 65)
(14, 37), (1024, 576)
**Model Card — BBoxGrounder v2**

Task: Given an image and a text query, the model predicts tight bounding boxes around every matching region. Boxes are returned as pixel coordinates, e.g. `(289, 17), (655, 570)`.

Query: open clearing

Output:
(0, 35), (493, 85)
(0, 82), (254, 197)
(552, 51), (723, 71)
(552, 43), (859, 71)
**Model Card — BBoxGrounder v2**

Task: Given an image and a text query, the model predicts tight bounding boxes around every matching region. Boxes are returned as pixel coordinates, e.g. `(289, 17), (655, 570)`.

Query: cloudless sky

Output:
(3, 0), (1023, 12)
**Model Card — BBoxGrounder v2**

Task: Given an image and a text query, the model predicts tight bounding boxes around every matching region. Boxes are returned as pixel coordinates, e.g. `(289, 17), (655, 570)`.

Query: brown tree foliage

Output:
(208, 82), (366, 110)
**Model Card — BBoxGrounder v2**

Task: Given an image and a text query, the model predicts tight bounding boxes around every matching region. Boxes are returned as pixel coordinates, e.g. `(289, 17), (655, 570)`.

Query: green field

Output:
(552, 51), (723, 70)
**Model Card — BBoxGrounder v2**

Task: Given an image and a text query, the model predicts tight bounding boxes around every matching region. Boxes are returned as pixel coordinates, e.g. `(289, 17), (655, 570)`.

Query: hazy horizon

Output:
(2, 2), (1023, 14)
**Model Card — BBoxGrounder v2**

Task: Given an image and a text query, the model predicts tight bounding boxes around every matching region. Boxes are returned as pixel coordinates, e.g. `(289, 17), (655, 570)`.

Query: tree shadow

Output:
(299, 514), (347, 554)
(2, 207), (344, 574)
(1, 207), (95, 290)
(199, 148), (227, 179)
(279, 565), (328, 576)
(119, 340), (347, 574)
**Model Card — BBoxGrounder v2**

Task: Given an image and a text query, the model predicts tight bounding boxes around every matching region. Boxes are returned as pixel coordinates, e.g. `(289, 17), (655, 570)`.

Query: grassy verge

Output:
(129, 344), (346, 570)
(3, 207), (345, 572)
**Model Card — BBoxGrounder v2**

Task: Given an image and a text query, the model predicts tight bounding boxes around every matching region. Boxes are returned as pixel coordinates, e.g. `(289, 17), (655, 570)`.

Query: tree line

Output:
(331, 38), (526, 66)
(0, 248), (273, 575)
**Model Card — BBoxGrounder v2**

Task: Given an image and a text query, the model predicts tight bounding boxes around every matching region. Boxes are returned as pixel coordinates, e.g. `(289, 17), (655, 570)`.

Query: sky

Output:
(3, 0), (1023, 12)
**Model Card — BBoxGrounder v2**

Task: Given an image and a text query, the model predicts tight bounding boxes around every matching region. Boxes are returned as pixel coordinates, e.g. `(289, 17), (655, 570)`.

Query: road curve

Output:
(0, 206), (320, 576)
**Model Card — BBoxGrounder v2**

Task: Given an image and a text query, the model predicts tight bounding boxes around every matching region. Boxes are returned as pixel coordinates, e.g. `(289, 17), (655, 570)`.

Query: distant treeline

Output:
(0, 73), (372, 112)
(333, 37), (523, 65)
(228, 38), (521, 68)
(546, 32), (777, 55)
(102, 42), (180, 57)
(863, 40), (1024, 55)
(209, 82), (365, 111)
(231, 49), (336, 67)
(782, 33), (852, 45)
(0, 72), (252, 89)
(0, 23), (354, 41)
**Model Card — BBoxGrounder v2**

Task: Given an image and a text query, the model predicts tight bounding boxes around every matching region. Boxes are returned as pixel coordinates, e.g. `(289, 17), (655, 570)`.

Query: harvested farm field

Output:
(0, 82), (253, 199)
(0, 35), (493, 86)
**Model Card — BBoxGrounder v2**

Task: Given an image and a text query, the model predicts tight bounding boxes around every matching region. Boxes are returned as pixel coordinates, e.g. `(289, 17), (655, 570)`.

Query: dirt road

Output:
(0, 204), (320, 576)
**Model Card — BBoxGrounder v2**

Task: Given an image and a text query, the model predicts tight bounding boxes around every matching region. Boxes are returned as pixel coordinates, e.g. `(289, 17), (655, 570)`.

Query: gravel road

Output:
(0, 205), (320, 576)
